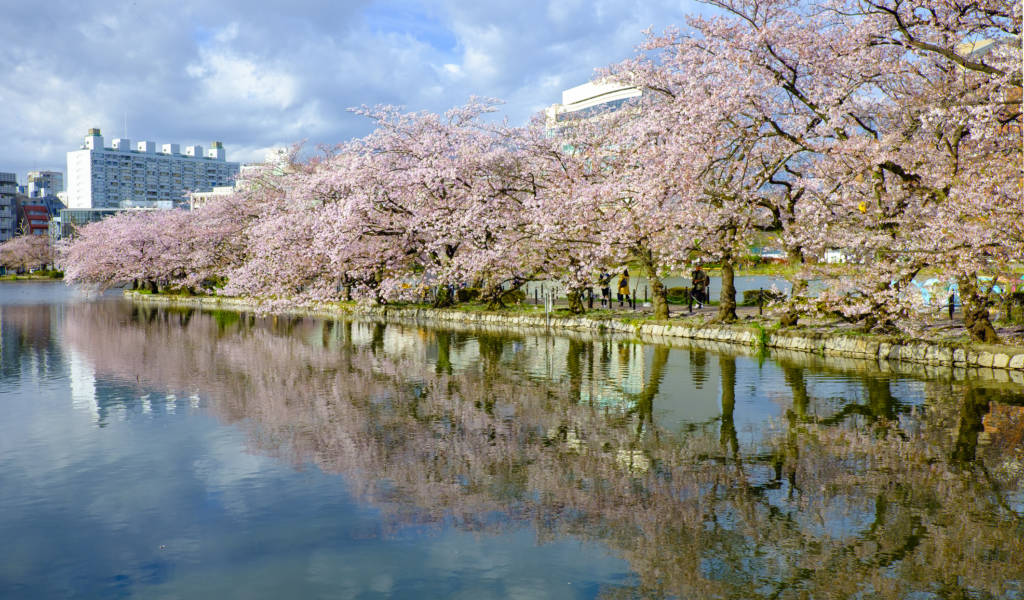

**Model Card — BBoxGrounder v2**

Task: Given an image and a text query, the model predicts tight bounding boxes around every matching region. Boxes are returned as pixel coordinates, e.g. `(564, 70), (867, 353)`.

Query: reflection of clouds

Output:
(68, 347), (98, 424)
(80, 456), (181, 530)
(191, 430), (277, 519)
(141, 531), (628, 599)
(801, 494), (876, 540)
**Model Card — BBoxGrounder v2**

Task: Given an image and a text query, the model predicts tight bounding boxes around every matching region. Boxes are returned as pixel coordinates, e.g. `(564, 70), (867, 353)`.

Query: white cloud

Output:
(0, 0), (709, 179)
(546, 0), (585, 23)
(187, 50), (298, 110)
(214, 21), (240, 44)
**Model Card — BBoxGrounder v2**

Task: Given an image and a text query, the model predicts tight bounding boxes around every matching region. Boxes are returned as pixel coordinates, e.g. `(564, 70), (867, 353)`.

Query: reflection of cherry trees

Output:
(64, 304), (1024, 598)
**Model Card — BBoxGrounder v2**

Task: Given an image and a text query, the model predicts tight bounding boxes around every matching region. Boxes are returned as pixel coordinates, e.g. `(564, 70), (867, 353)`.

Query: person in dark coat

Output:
(691, 265), (709, 308)
(598, 271), (612, 307)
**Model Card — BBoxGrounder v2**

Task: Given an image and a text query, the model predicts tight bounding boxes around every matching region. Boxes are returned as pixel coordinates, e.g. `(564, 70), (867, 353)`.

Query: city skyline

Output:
(0, 0), (706, 178)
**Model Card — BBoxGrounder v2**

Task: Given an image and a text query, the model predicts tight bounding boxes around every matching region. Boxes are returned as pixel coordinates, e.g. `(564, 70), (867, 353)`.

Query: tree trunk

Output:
(649, 276), (669, 320)
(484, 283), (507, 310)
(147, 280), (158, 294)
(719, 354), (738, 458)
(964, 304), (998, 343)
(433, 286), (454, 308)
(952, 387), (990, 463)
(566, 288), (586, 314)
(779, 310), (799, 327)
(781, 365), (807, 488)
(780, 278), (807, 327)
(632, 345), (669, 441)
(638, 248), (669, 320)
(957, 275), (998, 343)
(718, 259), (737, 322)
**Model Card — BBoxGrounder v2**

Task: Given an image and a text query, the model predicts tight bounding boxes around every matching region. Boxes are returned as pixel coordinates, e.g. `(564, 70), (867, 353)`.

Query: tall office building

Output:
(27, 170), (63, 198)
(0, 172), (17, 242)
(66, 128), (239, 209)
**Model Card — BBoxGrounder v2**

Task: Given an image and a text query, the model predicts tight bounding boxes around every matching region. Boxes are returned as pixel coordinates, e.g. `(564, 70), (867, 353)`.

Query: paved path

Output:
(540, 299), (766, 319)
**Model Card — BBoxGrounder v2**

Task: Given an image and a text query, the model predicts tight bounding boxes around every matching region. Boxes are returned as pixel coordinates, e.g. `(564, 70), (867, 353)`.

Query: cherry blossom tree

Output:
(181, 175), (270, 292)
(61, 210), (185, 290)
(532, 77), (726, 320)
(600, 0), (878, 322)
(0, 234), (54, 273)
(518, 114), (629, 313)
(609, 0), (1020, 333)
(218, 152), (342, 304)
(795, 0), (1022, 338)
(227, 101), (537, 308)
(61, 191), (266, 294)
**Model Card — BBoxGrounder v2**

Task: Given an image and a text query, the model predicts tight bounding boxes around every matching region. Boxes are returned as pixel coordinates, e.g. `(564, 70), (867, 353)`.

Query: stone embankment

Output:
(126, 292), (1024, 379)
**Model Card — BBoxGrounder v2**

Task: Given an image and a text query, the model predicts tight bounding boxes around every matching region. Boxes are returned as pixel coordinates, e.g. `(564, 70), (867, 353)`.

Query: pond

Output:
(1, 281), (1022, 599)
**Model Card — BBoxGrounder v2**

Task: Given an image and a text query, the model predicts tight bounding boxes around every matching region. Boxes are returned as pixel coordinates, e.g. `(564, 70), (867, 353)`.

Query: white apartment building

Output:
(187, 153), (288, 211)
(66, 128), (239, 209)
(27, 170), (63, 198)
(187, 185), (235, 211)
(545, 79), (642, 130)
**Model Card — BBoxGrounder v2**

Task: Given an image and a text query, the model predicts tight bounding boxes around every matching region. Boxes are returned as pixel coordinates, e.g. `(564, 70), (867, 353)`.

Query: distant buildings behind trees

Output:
(0, 129), (250, 240)
(544, 79), (642, 131)
(26, 170), (63, 199)
(0, 172), (16, 242)
(66, 128), (240, 210)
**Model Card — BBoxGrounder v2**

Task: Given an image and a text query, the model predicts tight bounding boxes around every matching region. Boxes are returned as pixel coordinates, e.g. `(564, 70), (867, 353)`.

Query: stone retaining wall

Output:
(125, 292), (1024, 374)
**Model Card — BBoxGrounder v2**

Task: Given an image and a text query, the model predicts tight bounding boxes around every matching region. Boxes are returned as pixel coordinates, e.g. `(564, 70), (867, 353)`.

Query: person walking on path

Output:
(599, 271), (612, 307)
(691, 265), (709, 309)
(617, 269), (630, 307)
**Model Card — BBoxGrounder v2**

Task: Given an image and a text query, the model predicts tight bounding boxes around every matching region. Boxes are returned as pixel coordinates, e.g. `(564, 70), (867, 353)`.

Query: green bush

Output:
(500, 289), (526, 304)
(200, 276), (227, 290)
(1004, 291), (1024, 323)
(456, 287), (480, 303)
(666, 286), (691, 304)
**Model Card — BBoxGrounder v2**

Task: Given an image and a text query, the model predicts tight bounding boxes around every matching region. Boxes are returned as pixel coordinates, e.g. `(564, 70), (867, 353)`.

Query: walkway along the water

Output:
(124, 291), (1024, 381)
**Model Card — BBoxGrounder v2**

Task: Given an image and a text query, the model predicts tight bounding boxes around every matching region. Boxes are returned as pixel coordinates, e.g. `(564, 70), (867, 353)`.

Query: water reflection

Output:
(33, 301), (1024, 597)
(0, 303), (65, 383)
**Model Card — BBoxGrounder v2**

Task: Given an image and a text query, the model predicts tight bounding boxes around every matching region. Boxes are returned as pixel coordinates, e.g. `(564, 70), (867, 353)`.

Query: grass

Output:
(125, 286), (218, 298)
(0, 270), (64, 281)
(732, 262), (802, 278)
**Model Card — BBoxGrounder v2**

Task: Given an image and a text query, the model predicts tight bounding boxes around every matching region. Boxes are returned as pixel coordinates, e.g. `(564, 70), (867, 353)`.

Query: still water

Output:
(1, 282), (1022, 599)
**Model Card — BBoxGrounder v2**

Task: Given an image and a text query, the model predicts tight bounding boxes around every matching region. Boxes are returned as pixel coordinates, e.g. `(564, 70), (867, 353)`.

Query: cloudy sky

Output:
(0, 0), (707, 181)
